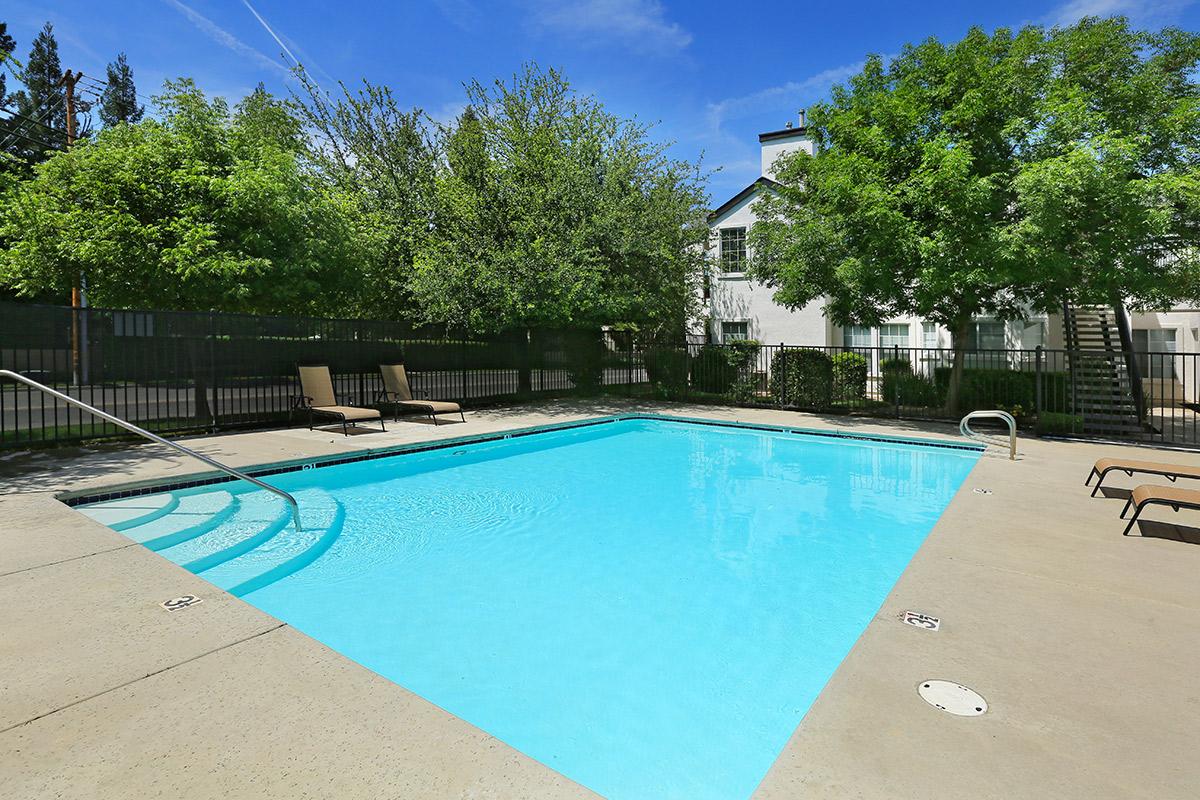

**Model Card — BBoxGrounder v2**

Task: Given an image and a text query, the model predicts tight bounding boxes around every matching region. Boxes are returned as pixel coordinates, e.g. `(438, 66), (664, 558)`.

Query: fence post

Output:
(778, 343), (785, 408)
(893, 344), (901, 419)
(1035, 345), (1044, 431)
(460, 338), (468, 403)
(208, 312), (218, 433)
(626, 335), (633, 398)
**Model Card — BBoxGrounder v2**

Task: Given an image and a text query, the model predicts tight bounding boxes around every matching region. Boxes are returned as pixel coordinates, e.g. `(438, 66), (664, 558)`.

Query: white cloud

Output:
(163, 0), (291, 79)
(526, 0), (692, 53)
(1047, 0), (1195, 25)
(434, 0), (484, 31)
(704, 60), (866, 141)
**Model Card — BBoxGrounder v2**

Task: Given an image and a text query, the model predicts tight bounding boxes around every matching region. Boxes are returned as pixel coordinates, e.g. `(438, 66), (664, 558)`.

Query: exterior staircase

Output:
(1061, 304), (1145, 437)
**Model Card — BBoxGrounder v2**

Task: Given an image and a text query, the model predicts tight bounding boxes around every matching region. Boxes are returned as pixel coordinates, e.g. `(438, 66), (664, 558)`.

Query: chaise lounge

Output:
(377, 363), (464, 425)
(296, 364), (386, 436)
(1120, 484), (1200, 535)
(1085, 457), (1200, 497)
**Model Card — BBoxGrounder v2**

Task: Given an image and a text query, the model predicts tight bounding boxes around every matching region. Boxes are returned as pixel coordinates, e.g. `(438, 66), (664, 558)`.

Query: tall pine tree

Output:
(0, 22), (15, 101)
(9, 22), (66, 156)
(99, 52), (142, 126)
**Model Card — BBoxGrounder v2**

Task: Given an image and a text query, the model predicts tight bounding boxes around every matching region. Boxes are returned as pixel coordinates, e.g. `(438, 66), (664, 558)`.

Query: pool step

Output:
(75, 493), (180, 531)
(199, 489), (345, 597)
(86, 491), (237, 548)
(157, 492), (291, 573)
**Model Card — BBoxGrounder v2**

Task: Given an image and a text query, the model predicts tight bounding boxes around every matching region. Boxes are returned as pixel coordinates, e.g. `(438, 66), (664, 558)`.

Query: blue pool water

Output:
(80, 417), (980, 799)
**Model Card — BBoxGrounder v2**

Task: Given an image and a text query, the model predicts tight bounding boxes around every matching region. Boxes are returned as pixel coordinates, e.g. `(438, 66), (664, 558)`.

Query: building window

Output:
(1021, 320), (1046, 350)
(922, 322), (938, 349)
(879, 323), (910, 350)
(1134, 328), (1178, 379)
(721, 320), (749, 343)
(113, 311), (154, 337)
(843, 325), (872, 349)
(719, 227), (747, 272)
(967, 320), (1006, 351)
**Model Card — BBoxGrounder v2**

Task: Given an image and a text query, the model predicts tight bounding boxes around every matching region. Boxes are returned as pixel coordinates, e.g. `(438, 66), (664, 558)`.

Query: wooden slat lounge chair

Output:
(1120, 484), (1200, 536)
(1085, 457), (1200, 497)
(377, 363), (464, 425)
(296, 365), (385, 436)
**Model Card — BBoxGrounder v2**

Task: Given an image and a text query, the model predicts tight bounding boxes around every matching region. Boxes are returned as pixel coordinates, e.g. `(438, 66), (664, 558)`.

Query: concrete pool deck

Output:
(2, 400), (1198, 799)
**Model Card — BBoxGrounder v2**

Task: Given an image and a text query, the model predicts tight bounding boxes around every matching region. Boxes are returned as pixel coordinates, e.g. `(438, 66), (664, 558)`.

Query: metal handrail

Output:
(959, 410), (1017, 461)
(0, 370), (301, 531)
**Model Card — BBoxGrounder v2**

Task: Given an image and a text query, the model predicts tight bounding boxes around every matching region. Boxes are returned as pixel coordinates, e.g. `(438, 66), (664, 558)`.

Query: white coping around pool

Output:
(2, 398), (1199, 800)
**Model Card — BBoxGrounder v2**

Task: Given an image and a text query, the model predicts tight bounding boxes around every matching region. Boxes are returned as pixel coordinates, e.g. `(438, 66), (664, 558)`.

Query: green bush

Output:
(644, 346), (690, 396)
(563, 330), (607, 395)
(690, 340), (762, 396)
(691, 345), (737, 393)
(881, 358), (944, 407)
(831, 352), (869, 402)
(770, 348), (834, 408)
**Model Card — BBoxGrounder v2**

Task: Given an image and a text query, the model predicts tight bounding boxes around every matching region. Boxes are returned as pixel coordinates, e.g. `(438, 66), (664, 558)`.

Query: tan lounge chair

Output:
(1120, 484), (1200, 536)
(1085, 457), (1200, 497)
(296, 365), (385, 436)
(377, 363), (464, 425)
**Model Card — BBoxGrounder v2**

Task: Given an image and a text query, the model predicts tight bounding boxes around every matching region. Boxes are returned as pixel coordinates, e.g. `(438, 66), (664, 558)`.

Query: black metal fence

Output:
(3, 301), (1198, 449)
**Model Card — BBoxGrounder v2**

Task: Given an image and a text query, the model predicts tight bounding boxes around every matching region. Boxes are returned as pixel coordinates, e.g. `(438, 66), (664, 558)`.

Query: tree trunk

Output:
(945, 317), (971, 417)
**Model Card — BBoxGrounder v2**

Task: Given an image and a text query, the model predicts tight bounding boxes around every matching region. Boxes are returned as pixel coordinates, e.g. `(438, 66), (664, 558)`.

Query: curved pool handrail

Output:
(959, 410), (1017, 461)
(0, 369), (302, 531)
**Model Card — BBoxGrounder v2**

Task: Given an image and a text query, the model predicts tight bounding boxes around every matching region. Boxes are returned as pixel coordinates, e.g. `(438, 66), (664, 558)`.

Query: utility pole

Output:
(61, 70), (87, 385)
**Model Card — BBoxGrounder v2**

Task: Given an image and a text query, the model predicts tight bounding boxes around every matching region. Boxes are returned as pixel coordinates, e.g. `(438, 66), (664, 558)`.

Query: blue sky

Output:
(6, 0), (1198, 202)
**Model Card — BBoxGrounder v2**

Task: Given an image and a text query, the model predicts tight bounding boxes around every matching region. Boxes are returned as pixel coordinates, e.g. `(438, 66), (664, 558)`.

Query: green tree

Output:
(748, 20), (1200, 413)
(1010, 18), (1200, 314)
(0, 22), (15, 100)
(0, 79), (359, 314)
(8, 22), (66, 158)
(98, 52), (143, 126)
(294, 71), (440, 320)
(414, 64), (708, 338)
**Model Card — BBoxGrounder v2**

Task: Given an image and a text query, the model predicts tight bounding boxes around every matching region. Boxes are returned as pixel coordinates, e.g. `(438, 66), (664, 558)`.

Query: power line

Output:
(0, 105), (69, 137)
(0, 125), (65, 155)
(0, 93), (66, 152)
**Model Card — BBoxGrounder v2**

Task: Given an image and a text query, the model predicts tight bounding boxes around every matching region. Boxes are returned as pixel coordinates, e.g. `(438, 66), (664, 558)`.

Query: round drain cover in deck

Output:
(918, 680), (987, 716)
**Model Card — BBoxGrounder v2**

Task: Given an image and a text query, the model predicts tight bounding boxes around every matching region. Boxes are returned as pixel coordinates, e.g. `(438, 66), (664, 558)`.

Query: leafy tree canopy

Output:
(748, 17), (1200, 410)
(411, 64), (708, 335)
(0, 79), (359, 314)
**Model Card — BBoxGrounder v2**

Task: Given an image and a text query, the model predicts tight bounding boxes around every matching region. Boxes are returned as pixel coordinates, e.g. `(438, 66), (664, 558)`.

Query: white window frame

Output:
(718, 227), (748, 273)
(720, 320), (750, 343)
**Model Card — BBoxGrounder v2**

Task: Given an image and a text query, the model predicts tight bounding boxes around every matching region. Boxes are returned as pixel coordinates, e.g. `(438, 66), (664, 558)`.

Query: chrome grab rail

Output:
(959, 410), (1017, 461)
(0, 370), (302, 531)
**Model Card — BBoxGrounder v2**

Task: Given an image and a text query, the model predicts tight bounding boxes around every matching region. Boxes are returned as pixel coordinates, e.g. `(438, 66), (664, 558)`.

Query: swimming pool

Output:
(78, 416), (981, 799)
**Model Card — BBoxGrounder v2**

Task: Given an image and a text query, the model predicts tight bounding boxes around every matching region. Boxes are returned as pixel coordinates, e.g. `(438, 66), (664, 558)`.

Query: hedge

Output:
(831, 352), (868, 401)
(932, 367), (1071, 415)
(770, 348), (833, 408)
(645, 346), (690, 396)
(691, 340), (762, 396)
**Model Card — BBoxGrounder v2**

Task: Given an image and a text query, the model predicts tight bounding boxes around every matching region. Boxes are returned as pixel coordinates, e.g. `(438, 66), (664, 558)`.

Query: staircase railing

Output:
(0, 370), (302, 531)
(960, 410), (1017, 460)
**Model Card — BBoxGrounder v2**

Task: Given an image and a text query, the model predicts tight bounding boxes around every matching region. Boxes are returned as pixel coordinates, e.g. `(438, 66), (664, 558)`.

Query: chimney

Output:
(798, 108), (807, 128)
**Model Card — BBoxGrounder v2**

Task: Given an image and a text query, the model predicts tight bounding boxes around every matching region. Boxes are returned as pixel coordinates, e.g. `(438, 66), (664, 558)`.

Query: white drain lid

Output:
(918, 680), (987, 716)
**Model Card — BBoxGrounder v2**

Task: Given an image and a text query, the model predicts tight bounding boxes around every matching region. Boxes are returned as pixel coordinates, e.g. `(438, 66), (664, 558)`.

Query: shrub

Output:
(563, 330), (607, 395)
(770, 348), (834, 408)
(691, 345), (737, 393)
(831, 352), (869, 402)
(881, 358), (944, 407)
(926, 367), (1073, 416)
(690, 340), (762, 396)
(644, 346), (690, 397)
